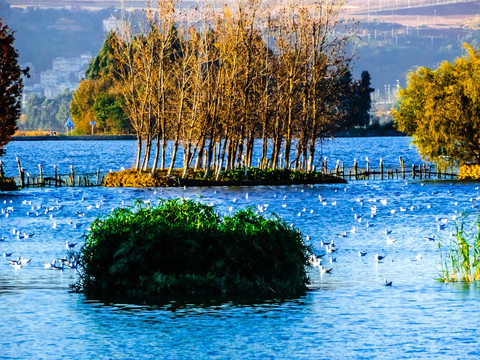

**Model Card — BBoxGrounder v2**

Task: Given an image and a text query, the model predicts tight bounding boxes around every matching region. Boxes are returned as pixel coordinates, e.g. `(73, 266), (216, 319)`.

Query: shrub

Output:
(75, 199), (310, 301)
(457, 164), (480, 180)
(0, 175), (17, 191)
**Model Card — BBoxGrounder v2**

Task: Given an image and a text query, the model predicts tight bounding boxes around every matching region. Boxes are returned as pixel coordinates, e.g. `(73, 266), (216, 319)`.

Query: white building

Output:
(103, 15), (120, 33)
(23, 53), (93, 103)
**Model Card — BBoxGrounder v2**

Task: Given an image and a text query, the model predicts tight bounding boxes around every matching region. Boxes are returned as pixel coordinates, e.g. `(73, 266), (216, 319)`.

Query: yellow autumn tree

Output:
(393, 44), (480, 165)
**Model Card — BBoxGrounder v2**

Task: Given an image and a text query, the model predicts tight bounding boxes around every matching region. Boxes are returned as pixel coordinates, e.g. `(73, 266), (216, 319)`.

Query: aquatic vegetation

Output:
(438, 213), (480, 283)
(222, 167), (343, 183)
(75, 199), (310, 301)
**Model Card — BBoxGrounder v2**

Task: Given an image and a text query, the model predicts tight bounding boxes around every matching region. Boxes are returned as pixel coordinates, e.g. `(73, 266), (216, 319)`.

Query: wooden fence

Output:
(2, 155), (457, 189)
(4, 159), (106, 188)
(320, 156), (457, 180)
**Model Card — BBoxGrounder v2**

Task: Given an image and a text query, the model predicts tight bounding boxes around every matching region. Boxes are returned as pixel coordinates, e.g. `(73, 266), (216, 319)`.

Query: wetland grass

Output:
(439, 213), (480, 283)
(75, 199), (310, 302)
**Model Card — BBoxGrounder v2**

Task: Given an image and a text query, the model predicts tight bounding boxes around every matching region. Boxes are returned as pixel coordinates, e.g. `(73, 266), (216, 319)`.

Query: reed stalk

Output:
(438, 213), (480, 283)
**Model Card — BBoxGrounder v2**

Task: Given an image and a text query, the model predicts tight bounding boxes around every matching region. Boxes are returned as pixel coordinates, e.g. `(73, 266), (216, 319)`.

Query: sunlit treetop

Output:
(393, 43), (480, 165)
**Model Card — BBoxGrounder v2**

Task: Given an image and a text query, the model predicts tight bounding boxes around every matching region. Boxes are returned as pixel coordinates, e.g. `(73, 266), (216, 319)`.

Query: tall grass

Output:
(438, 213), (480, 283)
(74, 198), (310, 301)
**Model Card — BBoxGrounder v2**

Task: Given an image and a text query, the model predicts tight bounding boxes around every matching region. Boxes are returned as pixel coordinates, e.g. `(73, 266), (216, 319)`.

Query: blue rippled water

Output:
(1, 138), (479, 359)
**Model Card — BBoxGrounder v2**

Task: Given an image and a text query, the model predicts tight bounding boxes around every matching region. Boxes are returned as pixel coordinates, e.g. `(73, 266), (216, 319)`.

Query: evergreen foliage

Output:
(76, 199), (310, 301)
(393, 44), (480, 165)
(0, 18), (29, 155)
(22, 90), (72, 131)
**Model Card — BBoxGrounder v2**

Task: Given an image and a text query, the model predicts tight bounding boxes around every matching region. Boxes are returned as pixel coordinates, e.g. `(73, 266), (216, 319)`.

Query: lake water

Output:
(1, 138), (480, 359)
(2, 137), (423, 177)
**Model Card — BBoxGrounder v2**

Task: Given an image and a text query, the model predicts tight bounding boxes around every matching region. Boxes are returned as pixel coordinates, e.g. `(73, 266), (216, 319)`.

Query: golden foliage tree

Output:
(393, 44), (480, 165)
(106, 0), (358, 176)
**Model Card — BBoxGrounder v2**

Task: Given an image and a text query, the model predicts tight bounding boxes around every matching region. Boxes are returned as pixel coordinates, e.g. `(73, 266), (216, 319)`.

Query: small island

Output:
(74, 198), (311, 302)
(103, 167), (347, 188)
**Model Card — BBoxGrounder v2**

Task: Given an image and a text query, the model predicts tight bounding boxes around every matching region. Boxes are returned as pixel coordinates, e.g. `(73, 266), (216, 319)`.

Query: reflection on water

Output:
(0, 139), (480, 358)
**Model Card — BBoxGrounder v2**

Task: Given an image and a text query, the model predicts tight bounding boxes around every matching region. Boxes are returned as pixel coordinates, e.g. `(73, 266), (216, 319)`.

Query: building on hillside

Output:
(22, 53), (93, 105)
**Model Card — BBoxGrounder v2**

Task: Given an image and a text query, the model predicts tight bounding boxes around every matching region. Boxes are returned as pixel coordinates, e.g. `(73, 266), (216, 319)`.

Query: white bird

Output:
(65, 241), (77, 249)
(438, 222), (448, 230)
(416, 254), (423, 261)
(325, 244), (337, 254)
(308, 254), (321, 267)
(319, 265), (333, 274)
(43, 260), (55, 269)
(386, 236), (396, 245)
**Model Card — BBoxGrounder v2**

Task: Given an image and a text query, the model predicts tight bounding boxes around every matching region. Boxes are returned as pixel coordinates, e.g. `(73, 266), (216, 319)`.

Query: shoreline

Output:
(11, 130), (404, 141)
(11, 135), (137, 141)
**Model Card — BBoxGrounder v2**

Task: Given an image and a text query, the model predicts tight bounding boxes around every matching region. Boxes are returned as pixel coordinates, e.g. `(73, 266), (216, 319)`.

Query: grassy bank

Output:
(103, 167), (347, 188)
(75, 199), (310, 302)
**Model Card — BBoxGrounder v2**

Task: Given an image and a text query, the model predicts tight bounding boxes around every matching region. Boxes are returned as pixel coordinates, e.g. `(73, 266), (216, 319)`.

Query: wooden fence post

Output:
(412, 164), (416, 179)
(70, 165), (75, 187)
(38, 164), (43, 186)
(366, 157), (370, 179)
(398, 156), (404, 179)
(16, 158), (24, 188)
(380, 159), (384, 180)
(53, 165), (58, 187)
(353, 159), (358, 180)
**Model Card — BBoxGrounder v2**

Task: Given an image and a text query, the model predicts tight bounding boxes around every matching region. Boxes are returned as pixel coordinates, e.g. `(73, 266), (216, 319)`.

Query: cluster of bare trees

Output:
(109, 0), (358, 179)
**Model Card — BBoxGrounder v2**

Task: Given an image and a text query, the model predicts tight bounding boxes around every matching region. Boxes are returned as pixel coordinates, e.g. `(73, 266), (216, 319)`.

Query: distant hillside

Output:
(2, 0), (480, 110)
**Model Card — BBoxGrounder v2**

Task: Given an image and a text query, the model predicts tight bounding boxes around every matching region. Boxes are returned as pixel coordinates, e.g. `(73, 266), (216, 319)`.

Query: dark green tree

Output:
(85, 31), (118, 80)
(353, 71), (374, 127)
(93, 92), (130, 134)
(337, 70), (374, 129)
(23, 90), (72, 131)
(0, 19), (29, 156)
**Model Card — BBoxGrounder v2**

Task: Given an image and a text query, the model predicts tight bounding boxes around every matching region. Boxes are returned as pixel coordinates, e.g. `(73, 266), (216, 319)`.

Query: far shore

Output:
(12, 129), (403, 141)
(12, 135), (137, 141)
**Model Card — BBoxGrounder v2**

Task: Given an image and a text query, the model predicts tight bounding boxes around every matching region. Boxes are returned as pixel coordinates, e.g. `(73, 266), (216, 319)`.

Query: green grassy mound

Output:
(75, 199), (310, 301)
